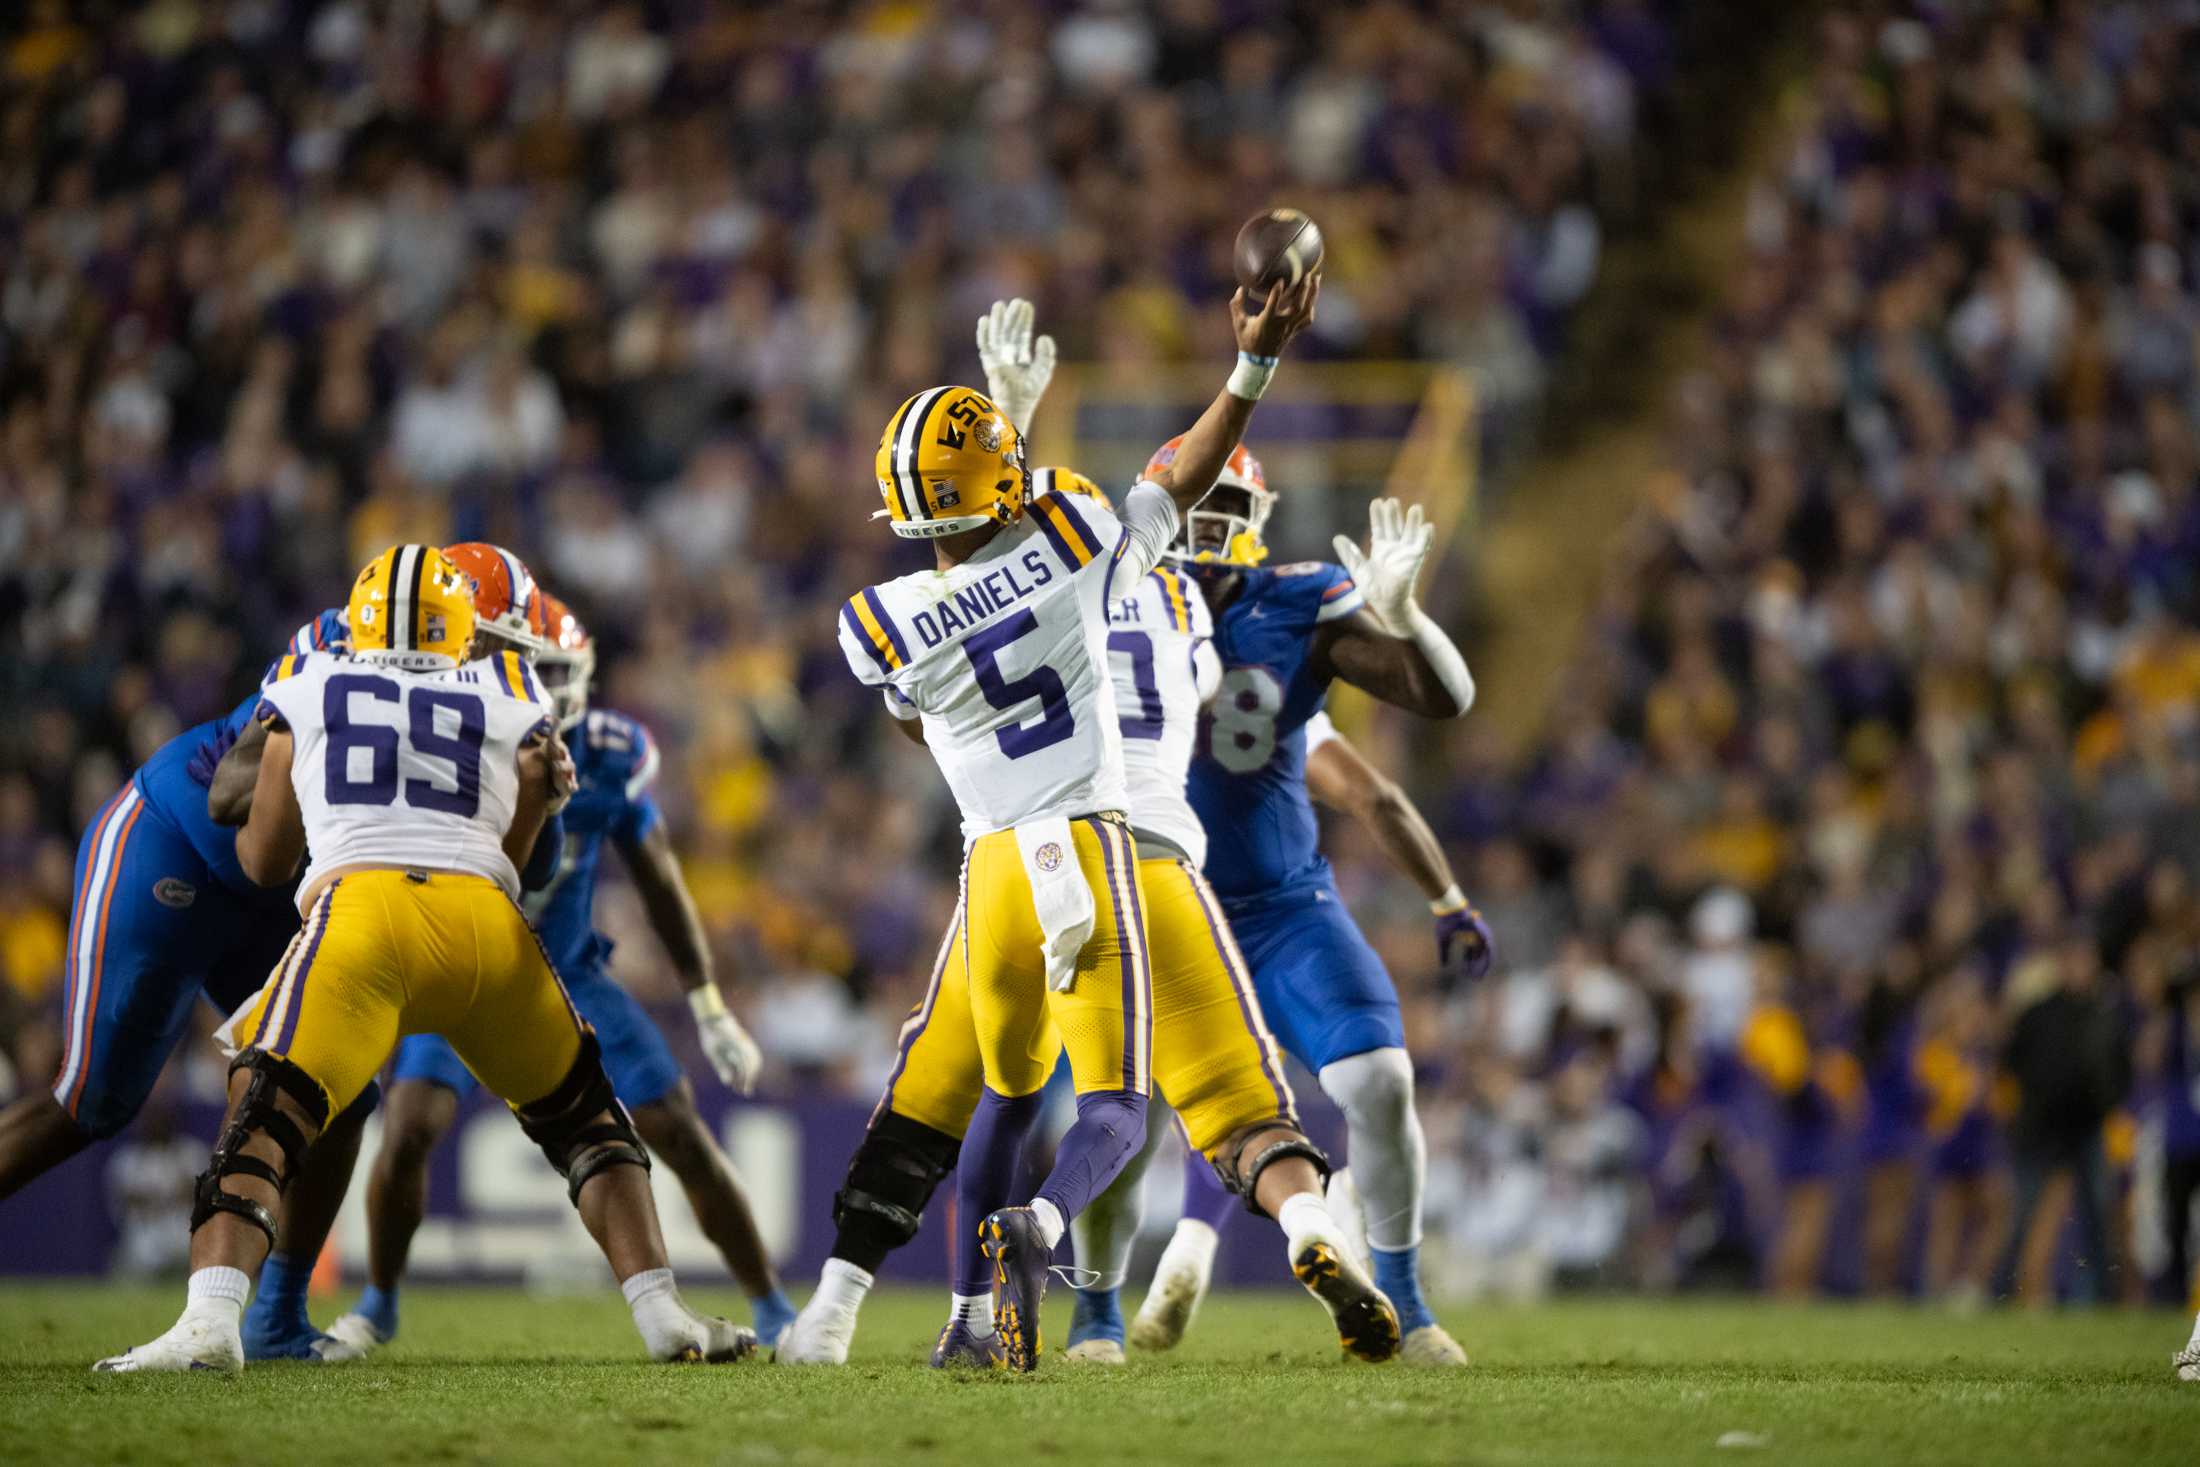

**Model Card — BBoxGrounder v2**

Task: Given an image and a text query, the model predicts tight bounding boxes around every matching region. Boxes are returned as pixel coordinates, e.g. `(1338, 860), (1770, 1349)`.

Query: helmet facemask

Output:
(1171, 480), (1275, 566)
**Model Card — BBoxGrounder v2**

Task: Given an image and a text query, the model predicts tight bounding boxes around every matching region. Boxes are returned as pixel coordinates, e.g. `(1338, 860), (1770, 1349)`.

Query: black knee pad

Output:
(515, 1033), (650, 1206)
(831, 1112), (961, 1267)
(1212, 1120), (1331, 1219)
(191, 1048), (330, 1244)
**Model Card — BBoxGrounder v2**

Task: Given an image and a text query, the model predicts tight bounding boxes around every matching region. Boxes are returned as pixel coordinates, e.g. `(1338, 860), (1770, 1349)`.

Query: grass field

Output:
(1, 1283), (2192, 1466)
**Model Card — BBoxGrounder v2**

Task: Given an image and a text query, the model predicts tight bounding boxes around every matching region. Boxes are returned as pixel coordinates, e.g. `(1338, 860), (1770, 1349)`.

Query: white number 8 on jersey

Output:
(1207, 666), (1284, 772)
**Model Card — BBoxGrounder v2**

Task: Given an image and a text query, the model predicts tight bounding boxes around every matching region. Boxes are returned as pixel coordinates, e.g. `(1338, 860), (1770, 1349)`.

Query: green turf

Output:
(0, 1283), (2190, 1466)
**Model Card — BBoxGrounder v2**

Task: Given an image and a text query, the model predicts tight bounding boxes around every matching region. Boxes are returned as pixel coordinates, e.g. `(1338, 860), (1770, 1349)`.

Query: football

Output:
(1233, 207), (1325, 297)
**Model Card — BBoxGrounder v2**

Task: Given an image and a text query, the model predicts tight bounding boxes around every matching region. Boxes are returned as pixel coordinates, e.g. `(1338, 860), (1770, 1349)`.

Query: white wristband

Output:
(1226, 351), (1277, 401)
(687, 985), (728, 1021)
(1430, 884), (1468, 916)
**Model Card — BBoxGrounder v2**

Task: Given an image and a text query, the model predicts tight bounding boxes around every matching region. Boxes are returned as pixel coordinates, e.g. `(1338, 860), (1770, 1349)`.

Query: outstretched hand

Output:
(1331, 497), (1433, 633)
(1230, 273), (1321, 360)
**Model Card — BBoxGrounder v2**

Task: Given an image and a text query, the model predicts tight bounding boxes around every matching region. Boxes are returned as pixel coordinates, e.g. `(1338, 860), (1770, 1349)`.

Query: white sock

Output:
(184, 1266), (250, 1325)
(1030, 1197), (1066, 1250)
(951, 1292), (996, 1339)
(1157, 1217), (1219, 1276)
(811, 1257), (874, 1316)
(1319, 1048), (1426, 1252)
(1275, 1192), (1333, 1256)
(2188, 1310), (2200, 1349)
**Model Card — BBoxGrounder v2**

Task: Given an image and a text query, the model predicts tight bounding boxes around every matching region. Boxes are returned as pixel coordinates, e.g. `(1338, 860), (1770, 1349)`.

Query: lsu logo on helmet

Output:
(873, 387), (1028, 539)
(1031, 466), (1111, 512)
(1147, 437), (1272, 566)
(347, 544), (478, 670)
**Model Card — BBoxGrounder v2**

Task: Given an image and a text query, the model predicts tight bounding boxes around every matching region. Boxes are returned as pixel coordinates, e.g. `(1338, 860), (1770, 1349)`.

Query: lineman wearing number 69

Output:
(95, 545), (749, 1373)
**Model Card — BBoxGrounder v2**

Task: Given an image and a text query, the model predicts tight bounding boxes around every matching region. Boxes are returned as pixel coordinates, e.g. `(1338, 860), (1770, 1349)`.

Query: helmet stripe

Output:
(387, 544), (420, 651)
(894, 387), (951, 521)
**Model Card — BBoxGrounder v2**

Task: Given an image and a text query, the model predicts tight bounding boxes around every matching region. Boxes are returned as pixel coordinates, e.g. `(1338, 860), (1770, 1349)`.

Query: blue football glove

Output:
(1435, 901), (1494, 980)
(185, 724), (240, 790)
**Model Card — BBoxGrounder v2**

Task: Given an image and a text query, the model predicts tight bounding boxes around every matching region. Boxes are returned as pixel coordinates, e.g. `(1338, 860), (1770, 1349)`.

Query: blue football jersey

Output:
(1187, 561), (1365, 901)
(523, 709), (664, 977)
(131, 607), (351, 898)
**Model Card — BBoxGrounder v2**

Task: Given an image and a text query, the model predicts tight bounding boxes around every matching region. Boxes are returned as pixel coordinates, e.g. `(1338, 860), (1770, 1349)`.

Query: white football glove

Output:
(975, 297), (1056, 438)
(688, 986), (762, 1097)
(1332, 497), (1434, 633)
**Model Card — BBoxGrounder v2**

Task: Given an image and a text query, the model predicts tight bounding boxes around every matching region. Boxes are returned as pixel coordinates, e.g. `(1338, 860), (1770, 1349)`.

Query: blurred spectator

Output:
(104, 1102), (200, 1279)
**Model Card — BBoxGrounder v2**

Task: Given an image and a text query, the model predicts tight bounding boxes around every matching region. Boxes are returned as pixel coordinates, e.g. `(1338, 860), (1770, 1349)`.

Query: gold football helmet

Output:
(874, 386), (1028, 538)
(347, 544), (478, 669)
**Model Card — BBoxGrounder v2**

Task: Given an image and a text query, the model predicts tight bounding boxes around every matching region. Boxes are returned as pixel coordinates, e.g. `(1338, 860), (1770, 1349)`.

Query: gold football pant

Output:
(876, 842), (1296, 1158)
(226, 870), (584, 1117)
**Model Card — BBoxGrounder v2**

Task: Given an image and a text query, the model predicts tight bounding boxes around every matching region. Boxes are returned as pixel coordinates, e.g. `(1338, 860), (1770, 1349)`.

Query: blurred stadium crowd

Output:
(0, 0), (2195, 1307)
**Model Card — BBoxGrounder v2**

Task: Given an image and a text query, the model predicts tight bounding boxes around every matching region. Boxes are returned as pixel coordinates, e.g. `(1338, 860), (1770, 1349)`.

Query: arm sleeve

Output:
(882, 685), (920, 721)
(1312, 565), (1366, 624)
(1113, 480), (1181, 583)
(615, 789), (664, 843)
(520, 811), (566, 891)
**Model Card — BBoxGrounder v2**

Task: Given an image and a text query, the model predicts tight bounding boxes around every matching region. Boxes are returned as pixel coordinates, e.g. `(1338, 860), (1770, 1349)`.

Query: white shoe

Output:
(1129, 1226), (1216, 1353)
(310, 1312), (386, 1364)
(775, 1297), (857, 1365)
(1324, 1168), (1372, 1276)
(2175, 1344), (2200, 1383)
(1064, 1338), (1126, 1365)
(94, 1312), (244, 1375)
(644, 1305), (754, 1364)
(1401, 1323), (1470, 1367)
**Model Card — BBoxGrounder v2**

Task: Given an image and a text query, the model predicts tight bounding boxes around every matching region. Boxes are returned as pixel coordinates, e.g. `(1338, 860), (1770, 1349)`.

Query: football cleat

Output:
(94, 1314), (244, 1375)
(2174, 1343), (2200, 1383)
(1065, 1287), (1126, 1365)
(240, 1302), (334, 1364)
(980, 1207), (1051, 1373)
(1291, 1240), (1400, 1364)
(1129, 1226), (1216, 1353)
(311, 1312), (389, 1364)
(1401, 1323), (1471, 1367)
(774, 1296), (857, 1366)
(1063, 1338), (1126, 1366)
(650, 1311), (755, 1364)
(929, 1319), (1007, 1370)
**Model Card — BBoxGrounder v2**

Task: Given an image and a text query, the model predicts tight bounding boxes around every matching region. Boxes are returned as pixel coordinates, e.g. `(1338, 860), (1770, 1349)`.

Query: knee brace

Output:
(1212, 1119), (1331, 1219)
(833, 1110), (961, 1255)
(515, 1033), (650, 1206)
(191, 1048), (331, 1245)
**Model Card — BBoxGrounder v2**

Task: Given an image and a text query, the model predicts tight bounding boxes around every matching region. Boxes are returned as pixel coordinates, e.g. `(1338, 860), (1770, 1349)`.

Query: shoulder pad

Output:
(581, 709), (660, 800)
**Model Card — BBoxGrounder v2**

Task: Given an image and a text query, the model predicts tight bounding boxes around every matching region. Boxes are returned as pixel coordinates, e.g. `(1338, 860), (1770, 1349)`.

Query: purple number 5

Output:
(964, 610), (1075, 758)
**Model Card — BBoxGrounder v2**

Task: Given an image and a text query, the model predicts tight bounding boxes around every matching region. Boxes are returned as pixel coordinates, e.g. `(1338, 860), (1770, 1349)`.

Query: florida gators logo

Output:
(1034, 842), (1064, 872)
(152, 878), (196, 909)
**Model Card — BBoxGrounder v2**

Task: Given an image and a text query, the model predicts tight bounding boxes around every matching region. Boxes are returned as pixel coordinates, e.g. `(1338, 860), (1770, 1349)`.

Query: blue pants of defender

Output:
(1219, 877), (1404, 1073)
(391, 967), (683, 1108)
(53, 783), (301, 1139)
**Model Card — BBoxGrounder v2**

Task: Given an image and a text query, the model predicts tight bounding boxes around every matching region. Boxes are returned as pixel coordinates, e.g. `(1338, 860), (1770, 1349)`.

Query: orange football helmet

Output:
(535, 592), (595, 731)
(1144, 438), (1271, 565)
(442, 542), (549, 656)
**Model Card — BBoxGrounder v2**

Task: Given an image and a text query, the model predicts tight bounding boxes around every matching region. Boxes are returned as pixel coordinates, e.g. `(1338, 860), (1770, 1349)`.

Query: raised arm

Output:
(235, 724), (306, 885)
(1303, 715), (1492, 978)
(1314, 498), (1474, 719)
(1143, 278), (1322, 518)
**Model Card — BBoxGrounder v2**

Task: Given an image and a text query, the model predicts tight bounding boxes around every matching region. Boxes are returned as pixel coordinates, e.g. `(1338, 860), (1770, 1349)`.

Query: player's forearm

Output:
(628, 827), (715, 991)
(208, 719), (268, 826)
(235, 731), (304, 883)
(503, 776), (550, 874)
(1357, 780), (1459, 904)
(1150, 386), (1261, 516)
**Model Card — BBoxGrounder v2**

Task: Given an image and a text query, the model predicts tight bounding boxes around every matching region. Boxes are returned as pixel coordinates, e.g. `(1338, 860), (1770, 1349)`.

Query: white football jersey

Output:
(839, 483), (1179, 841)
(1103, 560), (1215, 865)
(256, 649), (557, 909)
